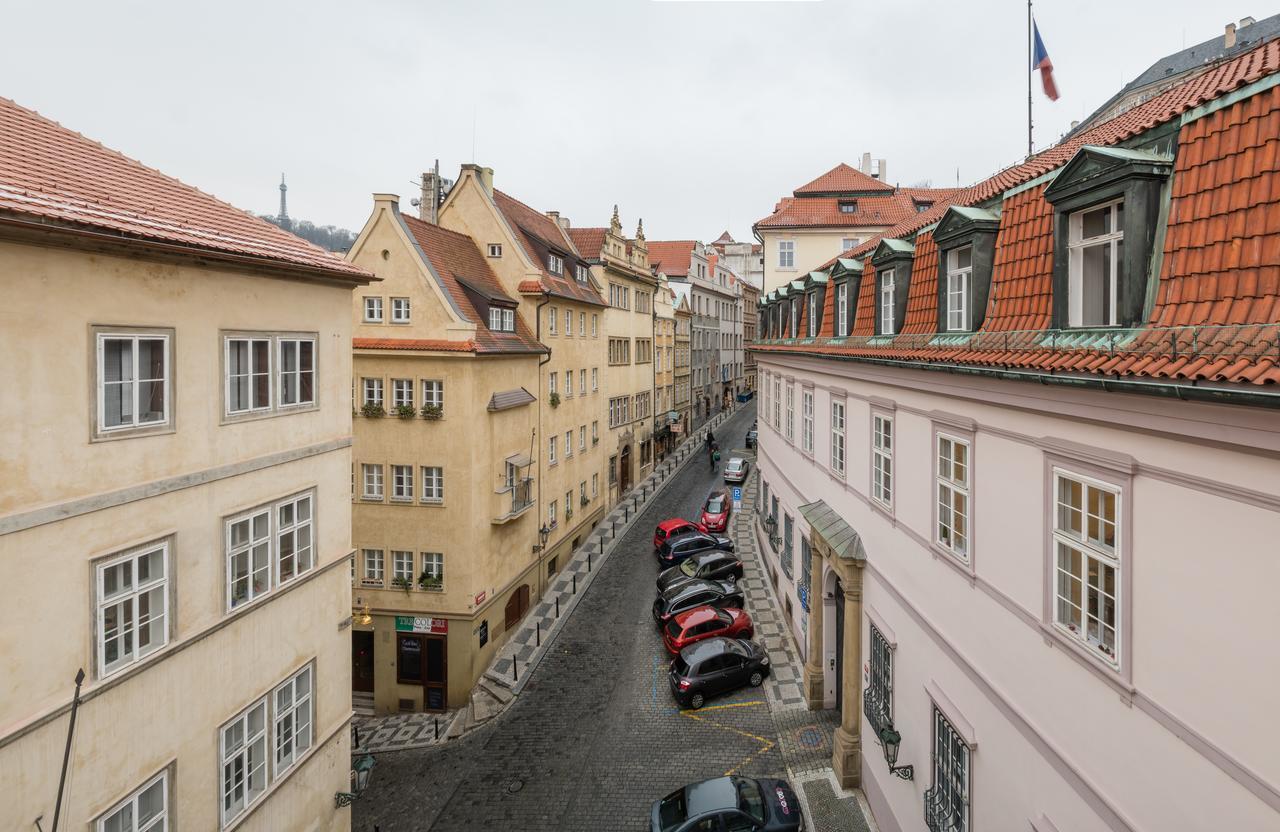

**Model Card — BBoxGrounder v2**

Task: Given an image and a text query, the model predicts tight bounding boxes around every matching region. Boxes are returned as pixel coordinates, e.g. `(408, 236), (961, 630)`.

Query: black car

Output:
(653, 580), (744, 625)
(656, 551), (743, 594)
(669, 637), (770, 709)
(745, 429), (758, 449)
(655, 531), (734, 567)
(651, 776), (803, 832)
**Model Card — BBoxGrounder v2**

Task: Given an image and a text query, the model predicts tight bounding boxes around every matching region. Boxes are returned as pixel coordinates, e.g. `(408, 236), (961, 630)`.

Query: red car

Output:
(653, 518), (707, 551)
(662, 605), (754, 655)
(700, 490), (732, 533)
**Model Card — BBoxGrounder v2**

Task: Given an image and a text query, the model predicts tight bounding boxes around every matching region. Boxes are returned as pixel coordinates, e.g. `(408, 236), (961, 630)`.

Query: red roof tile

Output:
(399, 214), (545, 355)
(0, 97), (369, 281)
(794, 163), (894, 195)
(567, 226), (606, 259)
(982, 185), (1055, 333)
(899, 231), (939, 335)
(851, 262), (877, 337)
(755, 190), (963, 231)
(647, 240), (697, 277)
(492, 190), (605, 307)
(354, 338), (476, 352)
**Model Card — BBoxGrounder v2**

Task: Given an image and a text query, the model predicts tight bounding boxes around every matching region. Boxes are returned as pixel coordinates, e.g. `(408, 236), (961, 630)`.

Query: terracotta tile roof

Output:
(492, 189), (605, 307)
(354, 337), (476, 352)
(399, 214), (546, 355)
(851, 262), (877, 337)
(567, 226), (606, 259)
(756, 40), (1280, 390)
(793, 163), (894, 195)
(755, 191), (963, 230)
(518, 279), (544, 294)
(0, 97), (369, 281)
(712, 230), (735, 245)
(647, 240), (697, 277)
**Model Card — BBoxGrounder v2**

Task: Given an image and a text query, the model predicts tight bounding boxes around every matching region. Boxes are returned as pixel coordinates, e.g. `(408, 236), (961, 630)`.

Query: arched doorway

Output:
(822, 569), (841, 710)
(619, 445), (632, 492)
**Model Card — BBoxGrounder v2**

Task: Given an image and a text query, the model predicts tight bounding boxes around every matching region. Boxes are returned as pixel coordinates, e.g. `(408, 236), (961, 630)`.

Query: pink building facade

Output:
(753, 40), (1280, 832)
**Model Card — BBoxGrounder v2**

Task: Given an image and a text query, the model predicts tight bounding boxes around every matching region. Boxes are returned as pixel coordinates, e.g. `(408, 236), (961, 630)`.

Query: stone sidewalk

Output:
(353, 407), (737, 755)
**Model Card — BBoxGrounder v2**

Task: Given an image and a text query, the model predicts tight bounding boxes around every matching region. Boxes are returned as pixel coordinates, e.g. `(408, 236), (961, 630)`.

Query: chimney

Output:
(1240, 16), (1256, 27)
(373, 193), (400, 213)
(860, 152), (872, 173)
(1225, 22), (1237, 49)
(876, 159), (887, 182)
(461, 163), (494, 195)
(420, 168), (442, 223)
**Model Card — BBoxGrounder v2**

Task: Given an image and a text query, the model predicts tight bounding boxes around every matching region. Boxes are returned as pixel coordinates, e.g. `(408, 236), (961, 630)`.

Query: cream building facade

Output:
(346, 194), (547, 715)
(0, 98), (370, 831)
(567, 208), (657, 501)
(673, 286), (693, 433)
(653, 277), (676, 458)
(437, 165), (610, 589)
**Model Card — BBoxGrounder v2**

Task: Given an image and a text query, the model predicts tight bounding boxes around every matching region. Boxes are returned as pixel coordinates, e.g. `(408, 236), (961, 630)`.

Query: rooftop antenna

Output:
(471, 105), (477, 163)
(278, 174), (290, 230)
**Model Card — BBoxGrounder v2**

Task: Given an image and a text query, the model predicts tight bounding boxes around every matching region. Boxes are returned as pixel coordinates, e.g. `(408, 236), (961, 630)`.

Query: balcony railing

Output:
(493, 477), (534, 524)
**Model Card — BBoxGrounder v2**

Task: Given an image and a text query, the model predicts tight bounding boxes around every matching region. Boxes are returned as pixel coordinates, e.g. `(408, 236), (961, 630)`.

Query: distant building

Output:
(672, 284), (693, 433)
(653, 276), (677, 458)
(710, 230), (764, 290)
(754, 155), (960, 293)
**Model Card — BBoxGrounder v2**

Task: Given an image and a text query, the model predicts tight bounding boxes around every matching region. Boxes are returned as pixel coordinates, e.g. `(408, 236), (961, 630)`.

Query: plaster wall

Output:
(759, 227), (886, 294)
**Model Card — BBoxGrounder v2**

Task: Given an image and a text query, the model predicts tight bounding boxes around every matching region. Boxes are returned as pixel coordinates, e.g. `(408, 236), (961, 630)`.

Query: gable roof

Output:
(399, 214), (545, 355)
(756, 188), (964, 231)
(566, 226), (606, 260)
(492, 189), (605, 306)
(794, 163), (894, 195)
(647, 240), (697, 276)
(0, 97), (369, 282)
(756, 39), (1280, 393)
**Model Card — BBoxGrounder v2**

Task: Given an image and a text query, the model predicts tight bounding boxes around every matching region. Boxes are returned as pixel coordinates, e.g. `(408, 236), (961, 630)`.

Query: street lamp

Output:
(878, 725), (914, 781)
(334, 753), (377, 807)
(534, 524), (551, 553)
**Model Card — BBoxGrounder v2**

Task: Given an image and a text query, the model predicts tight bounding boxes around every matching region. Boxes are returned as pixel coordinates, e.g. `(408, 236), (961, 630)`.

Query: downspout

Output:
(533, 289), (552, 598)
(652, 280), (659, 463)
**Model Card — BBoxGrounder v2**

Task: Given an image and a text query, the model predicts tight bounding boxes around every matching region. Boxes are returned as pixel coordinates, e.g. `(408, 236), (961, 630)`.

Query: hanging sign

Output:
(395, 616), (448, 634)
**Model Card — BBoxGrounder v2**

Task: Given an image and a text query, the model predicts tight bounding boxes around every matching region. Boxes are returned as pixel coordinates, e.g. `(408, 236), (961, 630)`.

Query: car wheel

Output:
(689, 693), (705, 709)
(749, 671), (763, 687)
(743, 628), (754, 639)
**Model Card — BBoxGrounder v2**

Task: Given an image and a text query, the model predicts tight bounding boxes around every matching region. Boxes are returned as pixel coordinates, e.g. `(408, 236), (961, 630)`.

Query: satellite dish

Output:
(410, 197), (422, 207)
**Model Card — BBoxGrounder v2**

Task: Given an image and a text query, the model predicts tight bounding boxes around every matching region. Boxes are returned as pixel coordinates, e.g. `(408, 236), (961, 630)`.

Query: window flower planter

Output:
(418, 574), (443, 591)
(421, 405), (444, 420)
(361, 403), (386, 418)
(549, 392), (561, 408)
(391, 576), (413, 593)
(395, 404), (417, 419)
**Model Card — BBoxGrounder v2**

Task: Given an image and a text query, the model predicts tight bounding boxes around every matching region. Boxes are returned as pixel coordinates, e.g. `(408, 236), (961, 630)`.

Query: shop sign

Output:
(395, 616), (448, 634)
(474, 590), (486, 606)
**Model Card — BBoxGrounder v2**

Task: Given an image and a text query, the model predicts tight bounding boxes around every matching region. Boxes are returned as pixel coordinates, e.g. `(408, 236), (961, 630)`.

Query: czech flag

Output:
(1032, 21), (1059, 101)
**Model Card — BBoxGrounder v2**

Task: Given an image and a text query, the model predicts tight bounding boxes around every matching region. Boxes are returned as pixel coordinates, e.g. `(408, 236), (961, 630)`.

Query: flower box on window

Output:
(420, 404), (443, 420)
(361, 403), (386, 418)
(391, 576), (412, 592)
(549, 392), (561, 408)
(418, 574), (443, 592)
(395, 404), (417, 419)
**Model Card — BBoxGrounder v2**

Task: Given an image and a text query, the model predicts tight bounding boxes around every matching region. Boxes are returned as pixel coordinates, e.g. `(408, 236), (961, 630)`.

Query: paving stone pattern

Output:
(353, 403), (871, 831)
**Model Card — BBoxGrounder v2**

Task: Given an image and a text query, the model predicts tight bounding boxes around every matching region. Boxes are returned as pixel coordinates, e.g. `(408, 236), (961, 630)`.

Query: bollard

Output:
(536, 621), (541, 647)
(354, 725), (361, 749)
(588, 550), (592, 571)
(573, 573), (577, 594)
(513, 660), (518, 683)
(556, 596), (560, 617)
(612, 519), (617, 537)
(434, 718), (439, 741)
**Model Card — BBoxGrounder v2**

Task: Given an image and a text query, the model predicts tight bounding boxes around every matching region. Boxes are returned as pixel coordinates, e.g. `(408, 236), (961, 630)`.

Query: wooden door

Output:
(620, 446), (632, 492)
(352, 631), (374, 693)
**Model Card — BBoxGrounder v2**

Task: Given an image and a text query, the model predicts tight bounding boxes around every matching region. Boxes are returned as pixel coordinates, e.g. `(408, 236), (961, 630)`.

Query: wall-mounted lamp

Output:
(878, 725), (914, 780)
(334, 753), (377, 807)
(357, 603), (372, 627)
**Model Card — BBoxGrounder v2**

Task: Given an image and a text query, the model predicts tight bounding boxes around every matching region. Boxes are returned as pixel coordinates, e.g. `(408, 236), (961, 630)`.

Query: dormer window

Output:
(1068, 200), (1123, 327)
(576, 264), (589, 283)
(838, 200), (857, 213)
(945, 247), (972, 331)
(548, 253), (564, 275)
(836, 282), (849, 336)
(790, 300), (799, 337)
(1044, 145), (1172, 330)
(488, 306), (515, 332)
(879, 269), (896, 335)
(914, 199), (933, 213)
(807, 292), (817, 336)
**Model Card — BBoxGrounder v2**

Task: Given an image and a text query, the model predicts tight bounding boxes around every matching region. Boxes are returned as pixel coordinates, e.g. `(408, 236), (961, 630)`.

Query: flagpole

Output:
(1027, 0), (1033, 157)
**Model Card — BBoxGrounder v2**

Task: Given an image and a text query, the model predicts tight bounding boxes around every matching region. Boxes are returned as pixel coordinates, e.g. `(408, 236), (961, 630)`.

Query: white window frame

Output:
(579, 425), (587, 451)
(591, 314), (598, 337)
(422, 466), (444, 503)
(275, 492), (313, 587)
(392, 379), (414, 410)
(592, 473), (599, 497)
(565, 309), (573, 336)
(778, 240), (794, 269)
(872, 414), (893, 507)
(1068, 198), (1124, 328)
(549, 435), (558, 465)
(95, 331), (172, 435)
(96, 769), (168, 832)
(277, 338), (316, 409)
(487, 243), (502, 257)
(785, 383), (794, 441)
(422, 551), (444, 585)
(225, 337), (273, 415)
(548, 307), (557, 334)
(807, 293), (817, 336)
(841, 237), (860, 251)
(591, 368), (598, 391)
(272, 664), (313, 778)
(421, 379), (444, 410)
(362, 548), (384, 586)
(830, 399), (846, 476)
(549, 371), (558, 396)
(392, 550), (414, 582)
(363, 296), (383, 323)
(548, 500), (558, 528)
(879, 268), (896, 335)
(936, 434), (971, 561)
(361, 463), (384, 500)
(579, 312), (585, 337)
(927, 705), (971, 832)
(836, 282), (849, 337)
(391, 464), (414, 501)
(362, 377), (383, 407)
(220, 697), (268, 827)
(1052, 469), (1121, 665)
(548, 253), (564, 275)
(226, 507), (271, 610)
(801, 389), (814, 454)
(565, 429), (574, 458)
(96, 540), (169, 678)
(946, 247), (972, 331)
(390, 297), (411, 323)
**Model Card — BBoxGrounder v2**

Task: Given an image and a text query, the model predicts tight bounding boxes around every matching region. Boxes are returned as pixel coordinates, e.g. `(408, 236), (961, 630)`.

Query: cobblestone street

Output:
(355, 403), (868, 831)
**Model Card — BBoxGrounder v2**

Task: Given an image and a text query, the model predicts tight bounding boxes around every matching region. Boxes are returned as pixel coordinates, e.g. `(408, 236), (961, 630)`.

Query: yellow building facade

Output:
(567, 208), (658, 501)
(346, 195), (548, 714)
(673, 289), (693, 432)
(654, 277), (677, 458)
(0, 98), (369, 831)
(437, 166), (610, 591)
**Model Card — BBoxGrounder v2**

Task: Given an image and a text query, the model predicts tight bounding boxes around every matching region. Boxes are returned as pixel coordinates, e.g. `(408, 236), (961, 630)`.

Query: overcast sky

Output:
(3, 0), (1258, 243)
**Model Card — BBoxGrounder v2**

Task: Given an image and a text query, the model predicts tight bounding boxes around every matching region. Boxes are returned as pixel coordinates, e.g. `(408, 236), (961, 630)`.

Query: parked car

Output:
(699, 490), (732, 533)
(656, 551), (743, 593)
(745, 429), (758, 449)
(653, 580), (744, 625)
(723, 457), (750, 484)
(668, 636), (770, 709)
(655, 531), (734, 567)
(653, 517), (707, 551)
(651, 776), (803, 832)
(661, 605), (753, 655)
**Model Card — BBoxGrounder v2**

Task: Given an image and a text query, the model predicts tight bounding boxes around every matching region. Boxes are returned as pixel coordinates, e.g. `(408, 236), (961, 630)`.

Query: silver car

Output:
(723, 457), (749, 484)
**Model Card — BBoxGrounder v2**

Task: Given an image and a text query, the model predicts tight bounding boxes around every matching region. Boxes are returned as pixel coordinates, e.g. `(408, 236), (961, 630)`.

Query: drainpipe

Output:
(533, 288), (551, 599)
(652, 279), (659, 464)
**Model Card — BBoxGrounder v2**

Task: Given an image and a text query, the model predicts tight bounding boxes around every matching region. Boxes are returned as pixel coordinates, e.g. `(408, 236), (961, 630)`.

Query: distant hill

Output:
(261, 215), (357, 253)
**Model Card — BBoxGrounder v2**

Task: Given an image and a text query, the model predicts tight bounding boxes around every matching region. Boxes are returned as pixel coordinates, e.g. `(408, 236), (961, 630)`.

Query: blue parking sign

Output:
(732, 487), (742, 502)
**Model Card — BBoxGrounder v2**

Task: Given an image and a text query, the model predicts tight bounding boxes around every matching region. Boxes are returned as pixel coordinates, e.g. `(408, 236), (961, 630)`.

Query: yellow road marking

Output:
(681, 700), (766, 713)
(680, 704), (776, 776)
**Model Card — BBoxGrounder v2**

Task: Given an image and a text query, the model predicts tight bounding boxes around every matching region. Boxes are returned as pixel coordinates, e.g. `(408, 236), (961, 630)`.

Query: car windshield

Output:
(706, 496), (725, 513)
(665, 619), (683, 639)
(672, 655), (689, 676)
(679, 559), (699, 577)
(716, 609), (733, 626)
(727, 460), (743, 472)
(658, 788), (688, 826)
(734, 778), (765, 823)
